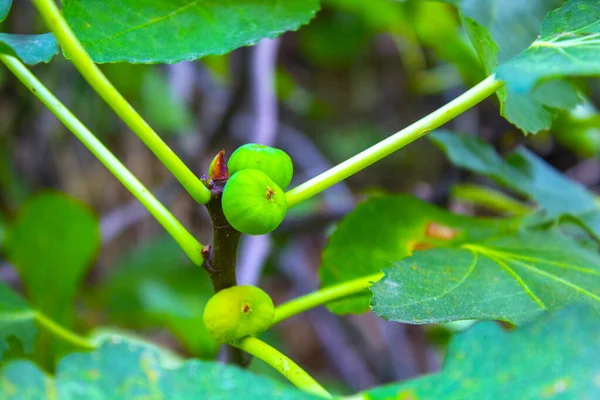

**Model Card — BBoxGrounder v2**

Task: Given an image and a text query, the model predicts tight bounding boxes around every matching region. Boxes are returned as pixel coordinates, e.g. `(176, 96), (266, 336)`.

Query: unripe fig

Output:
(222, 169), (287, 235)
(203, 285), (275, 343)
(228, 143), (293, 189)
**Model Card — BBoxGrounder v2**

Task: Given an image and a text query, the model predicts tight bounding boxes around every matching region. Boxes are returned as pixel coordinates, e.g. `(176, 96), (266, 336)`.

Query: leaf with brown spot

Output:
(320, 195), (518, 314)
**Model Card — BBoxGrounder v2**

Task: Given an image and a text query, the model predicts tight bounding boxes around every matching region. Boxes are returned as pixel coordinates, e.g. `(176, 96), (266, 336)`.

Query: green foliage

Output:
(371, 231), (600, 325)
(497, 0), (600, 92)
(0, 33), (58, 65)
(0, 0), (11, 23)
(452, 0), (564, 62)
(0, 283), (37, 359)
(3, 0), (600, 396)
(62, 0), (320, 64)
(445, 0), (580, 133)
(0, 1), (57, 64)
(431, 131), (600, 240)
(408, 1), (481, 83)
(362, 305), (600, 399)
(3, 193), (100, 327)
(0, 335), (316, 399)
(320, 195), (518, 314)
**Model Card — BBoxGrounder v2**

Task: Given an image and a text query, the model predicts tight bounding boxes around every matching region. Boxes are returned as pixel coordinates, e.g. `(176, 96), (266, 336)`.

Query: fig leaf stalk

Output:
(285, 75), (504, 208)
(31, 0), (212, 204)
(232, 336), (332, 398)
(0, 54), (204, 266)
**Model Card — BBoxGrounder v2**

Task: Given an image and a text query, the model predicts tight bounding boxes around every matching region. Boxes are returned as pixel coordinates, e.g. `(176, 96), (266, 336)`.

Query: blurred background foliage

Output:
(0, 0), (598, 394)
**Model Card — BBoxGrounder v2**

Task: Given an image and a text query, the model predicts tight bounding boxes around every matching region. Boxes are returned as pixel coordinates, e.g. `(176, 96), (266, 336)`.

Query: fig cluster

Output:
(221, 144), (293, 235)
(203, 285), (275, 343)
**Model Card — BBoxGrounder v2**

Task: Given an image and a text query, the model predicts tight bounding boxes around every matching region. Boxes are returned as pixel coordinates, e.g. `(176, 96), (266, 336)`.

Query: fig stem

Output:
(32, 0), (212, 205)
(204, 187), (242, 293)
(232, 337), (332, 398)
(451, 184), (532, 215)
(0, 55), (205, 266)
(285, 75), (504, 208)
(204, 181), (247, 366)
(272, 273), (384, 325)
(35, 311), (96, 351)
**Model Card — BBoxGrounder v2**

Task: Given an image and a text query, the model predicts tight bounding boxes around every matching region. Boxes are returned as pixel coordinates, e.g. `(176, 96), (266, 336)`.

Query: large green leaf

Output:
(431, 131), (600, 240)
(453, 0), (563, 63)
(371, 231), (600, 325)
(0, 335), (316, 399)
(0, 33), (58, 64)
(362, 305), (600, 399)
(446, 0), (579, 133)
(497, 0), (600, 93)
(4, 193), (100, 327)
(62, 0), (320, 63)
(0, 283), (37, 359)
(0, 0), (11, 23)
(320, 195), (519, 314)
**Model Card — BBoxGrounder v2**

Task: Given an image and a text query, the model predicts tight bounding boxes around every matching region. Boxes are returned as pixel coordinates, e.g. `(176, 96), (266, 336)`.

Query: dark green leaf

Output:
(0, 335), (317, 399)
(454, 0), (563, 63)
(431, 131), (600, 239)
(0, 33), (58, 64)
(497, 0), (600, 93)
(371, 231), (600, 325)
(0, 0), (11, 23)
(320, 195), (519, 314)
(4, 193), (100, 327)
(362, 305), (600, 399)
(0, 283), (37, 359)
(451, 0), (579, 134)
(62, 0), (320, 63)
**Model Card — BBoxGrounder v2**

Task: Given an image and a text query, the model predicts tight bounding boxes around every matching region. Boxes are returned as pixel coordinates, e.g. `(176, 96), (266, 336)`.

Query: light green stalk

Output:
(0, 55), (204, 265)
(31, 0), (212, 204)
(285, 76), (504, 207)
(273, 273), (384, 325)
(232, 336), (331, 398)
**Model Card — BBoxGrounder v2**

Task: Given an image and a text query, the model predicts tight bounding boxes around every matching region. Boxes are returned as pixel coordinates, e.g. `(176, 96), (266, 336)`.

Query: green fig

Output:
(203, 285), (275, 343)
(222, 169), (287, 235)
(228, 143), (293, 189)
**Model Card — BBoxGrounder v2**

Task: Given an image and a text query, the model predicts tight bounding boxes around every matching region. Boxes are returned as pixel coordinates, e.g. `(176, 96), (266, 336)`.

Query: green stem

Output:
(0, 55), (204, 266)
(451, 184), (532, 216)
(232, 336), (331, 398)
(34, 311), (95, 350)
(31, 0), (211, 205)
(273, 273), (384, 325)
(285, 75), (504, 208)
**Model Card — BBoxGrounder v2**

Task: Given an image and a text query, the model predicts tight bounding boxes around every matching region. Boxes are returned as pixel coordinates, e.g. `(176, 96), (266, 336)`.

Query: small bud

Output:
(208, 150), (229, 181)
